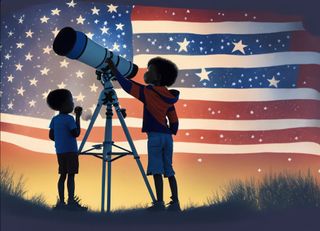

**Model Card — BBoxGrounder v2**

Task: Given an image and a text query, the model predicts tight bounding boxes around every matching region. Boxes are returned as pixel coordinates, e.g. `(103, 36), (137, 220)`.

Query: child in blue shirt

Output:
(106, 57), (180, 211)
(47, 89), (86, 210)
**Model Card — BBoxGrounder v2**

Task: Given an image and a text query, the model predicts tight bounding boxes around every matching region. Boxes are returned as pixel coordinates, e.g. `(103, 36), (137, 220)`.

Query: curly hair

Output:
(46, 89), (72, 111)
(147, 57), (178, 87)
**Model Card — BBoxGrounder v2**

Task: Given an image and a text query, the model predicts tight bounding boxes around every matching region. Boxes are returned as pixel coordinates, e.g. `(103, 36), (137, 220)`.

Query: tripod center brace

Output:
(78, 71), (156, 213)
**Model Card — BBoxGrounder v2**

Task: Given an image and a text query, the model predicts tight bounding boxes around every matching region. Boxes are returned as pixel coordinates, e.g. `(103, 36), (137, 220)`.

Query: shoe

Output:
(67, 196), (88, 211)
(147, 201), (165, 211)
(166, 199), (181, 211)
(53, 200), (66, 210)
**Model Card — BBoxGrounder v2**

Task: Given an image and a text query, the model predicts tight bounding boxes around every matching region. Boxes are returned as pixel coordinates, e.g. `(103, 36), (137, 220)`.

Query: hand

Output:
(74, 106), (83, 116)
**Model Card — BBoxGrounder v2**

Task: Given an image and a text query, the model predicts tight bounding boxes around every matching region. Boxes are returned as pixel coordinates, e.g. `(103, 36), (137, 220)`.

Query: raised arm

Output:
(71, 107), (82, 137)
(106, 58), (146, 102)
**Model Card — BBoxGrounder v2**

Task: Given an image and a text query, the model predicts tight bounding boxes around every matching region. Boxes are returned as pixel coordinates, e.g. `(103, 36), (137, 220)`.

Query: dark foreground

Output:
(1, 194), (319, 231)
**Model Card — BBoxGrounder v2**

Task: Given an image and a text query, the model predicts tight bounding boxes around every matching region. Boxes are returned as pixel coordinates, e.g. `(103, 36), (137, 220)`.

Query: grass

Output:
(2, 168), (319, 231)
(1, 168), (319, 217)
(205, 170), (320, 211)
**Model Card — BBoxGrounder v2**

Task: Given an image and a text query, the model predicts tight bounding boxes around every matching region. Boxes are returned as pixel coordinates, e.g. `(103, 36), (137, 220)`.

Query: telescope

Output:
(53, 27), (138, 79)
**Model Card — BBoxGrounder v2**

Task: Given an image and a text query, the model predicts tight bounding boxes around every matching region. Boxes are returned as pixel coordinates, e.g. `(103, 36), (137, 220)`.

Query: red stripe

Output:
(297, 64), (320, 91)
(2, 123), (319, 145)
(132, 6), (302, 22)
(290, 31), (320, 52)
(120, 98), (320, 120)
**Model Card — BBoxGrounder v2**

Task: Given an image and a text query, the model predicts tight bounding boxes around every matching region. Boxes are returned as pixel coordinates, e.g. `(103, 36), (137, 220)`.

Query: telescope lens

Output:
(53, 27), (77, 56)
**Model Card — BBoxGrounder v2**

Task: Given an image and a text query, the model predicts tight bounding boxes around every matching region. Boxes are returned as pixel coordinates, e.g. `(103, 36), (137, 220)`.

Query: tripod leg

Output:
(78, 102), (103, 153)
(114, 107), (156, 203)
(105, 104), (113, 213)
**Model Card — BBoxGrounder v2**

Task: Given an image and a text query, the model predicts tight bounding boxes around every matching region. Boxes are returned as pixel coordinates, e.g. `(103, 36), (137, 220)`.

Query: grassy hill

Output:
(1, 168), (320, 231)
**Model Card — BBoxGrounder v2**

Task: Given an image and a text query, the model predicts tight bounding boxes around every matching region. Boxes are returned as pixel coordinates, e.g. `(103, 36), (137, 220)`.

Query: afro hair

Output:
(147, 57), (178, 87)
(46, 89), (72, 111)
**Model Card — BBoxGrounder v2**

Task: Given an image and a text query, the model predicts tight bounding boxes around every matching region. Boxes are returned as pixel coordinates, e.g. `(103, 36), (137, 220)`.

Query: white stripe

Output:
(1, 113), (320, 131)
(132, 21), (304, 34)
(1, 131), (319, 155)
(115, 88), (320, 101)
(133, 52), (320, 69)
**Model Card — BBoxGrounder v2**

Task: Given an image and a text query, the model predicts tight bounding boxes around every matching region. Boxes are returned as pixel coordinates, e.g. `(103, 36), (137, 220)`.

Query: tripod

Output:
(78, 71), (156, 213)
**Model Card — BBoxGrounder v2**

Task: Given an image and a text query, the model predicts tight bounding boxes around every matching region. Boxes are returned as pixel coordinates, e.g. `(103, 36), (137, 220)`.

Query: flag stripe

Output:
(119, 99), (320, 119)
(1, 132), (319, 155)
(132, 21), (304, 35)
(133, 52), (320, 69)
(290, 31), (320, 52)
(115, 87), (320, 101)
(296, 65), (320, 91)
(133, 31), (320, 55)
(2, 122), (319, 145)
(1, 114), (319, 131)
(132, 6), (303, 22)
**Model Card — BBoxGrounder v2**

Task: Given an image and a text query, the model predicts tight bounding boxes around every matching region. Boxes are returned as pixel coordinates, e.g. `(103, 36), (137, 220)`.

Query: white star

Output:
(267, 76), (280, 88)
(8, 102), (14, 109)
(107, 4), (118, 13)
(43, 45), (52, 54)
(116, 23), (124, 30)
(196, 68), (211, 81)
(85, 32), (94, 40)
(7, 74), (14, 82)
(51, 8), (61, 16)
(25, 52), (33, 61)
(60, 59), (69, 68)
(66, 0), (77, 8)
(57, 82), (67, 89)
(100, 26), (109, 35)
(25, 29), (34, 38)
(94, 19), (99, 24)
(75, 70), (84, 78)
(18, 16), (24, 24)
(16, 43), (24, 49)
(112, 42), (120, 51)
(177, 38), (190, 52)
(40, 67), (50, 75)
(232, 40), (248, 54)
(15, 63), (23, 71)
(76, 15), (86, 24)
(91, 6), (100, 15)
(40, 15), (50, 23)
(29, 100), (36, 107)
(17, 86), (25, 96)
(42, 89), (51, 99)
(75, 92), (85, 102)
(90, 83), (98, 92)
(52, 27), (60, 37)
(4, 53), (12, 60)
(8, 31), (14, 37)
(29, 77), (38, 86)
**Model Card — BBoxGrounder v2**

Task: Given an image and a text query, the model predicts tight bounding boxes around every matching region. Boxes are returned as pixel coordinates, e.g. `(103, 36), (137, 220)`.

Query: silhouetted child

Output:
(47, 89), (87, 211)
(107, 57), (181, 211)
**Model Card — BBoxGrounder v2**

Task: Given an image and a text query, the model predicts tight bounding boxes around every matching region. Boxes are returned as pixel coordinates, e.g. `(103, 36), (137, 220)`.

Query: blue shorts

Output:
(146, 132), (175, 177)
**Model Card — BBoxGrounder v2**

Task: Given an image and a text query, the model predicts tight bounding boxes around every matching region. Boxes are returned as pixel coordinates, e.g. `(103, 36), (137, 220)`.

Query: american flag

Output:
(1, 1), (320, 156)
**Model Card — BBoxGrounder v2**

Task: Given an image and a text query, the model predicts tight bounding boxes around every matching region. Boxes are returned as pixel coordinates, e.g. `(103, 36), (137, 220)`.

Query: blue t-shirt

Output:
(49, 113), (78, 154)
